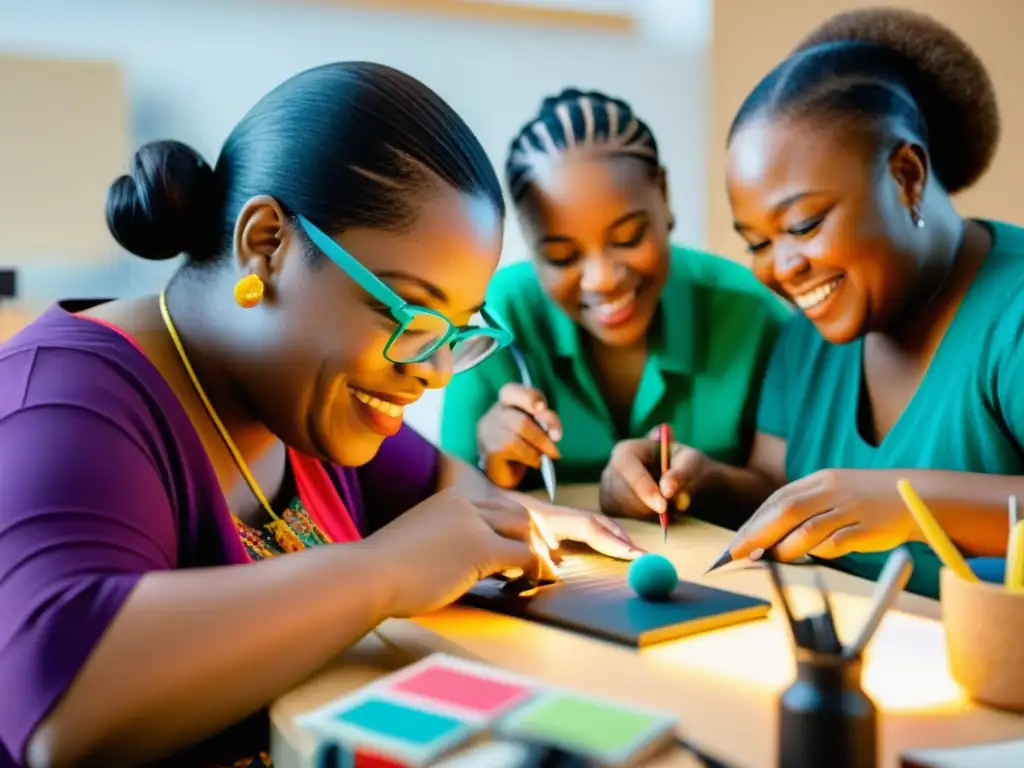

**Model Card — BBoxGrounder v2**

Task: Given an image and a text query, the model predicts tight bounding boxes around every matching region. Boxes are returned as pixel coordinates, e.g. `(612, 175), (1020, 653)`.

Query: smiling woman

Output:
(709, 8), (1024, 598)
(0, 62), (639, 768)
(440, 88), (790, 527)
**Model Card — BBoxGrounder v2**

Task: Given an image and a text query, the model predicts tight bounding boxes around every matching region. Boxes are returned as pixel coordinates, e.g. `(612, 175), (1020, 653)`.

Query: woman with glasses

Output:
(441, 89), (789, 525)
(0, 63), (637, 768)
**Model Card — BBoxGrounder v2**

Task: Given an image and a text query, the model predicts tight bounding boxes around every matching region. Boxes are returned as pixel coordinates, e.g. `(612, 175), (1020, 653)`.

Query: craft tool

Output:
(765, 560), (801, 649)
(896, 479), (977, 582)
(705, 545), (823, 575)
(845, 546), (913, 659)
(509, 344), (556, 503)
(704, 548), (734, 574)
(1011, 494), (1021, 527)
(657, 423), (670, 542)
(812, 570), (842, 654)
(626, 553), (678, 600)
(1005, 518), (1024, 592)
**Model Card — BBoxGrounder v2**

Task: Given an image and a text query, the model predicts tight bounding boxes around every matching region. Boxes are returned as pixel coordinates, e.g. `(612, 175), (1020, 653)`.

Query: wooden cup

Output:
(941, 567), (1024, 712)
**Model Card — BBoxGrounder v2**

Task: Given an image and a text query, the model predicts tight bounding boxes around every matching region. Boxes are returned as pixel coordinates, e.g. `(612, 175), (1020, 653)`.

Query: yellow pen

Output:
(1006, 519), (1024, 592)
(896, 479), (978, 583)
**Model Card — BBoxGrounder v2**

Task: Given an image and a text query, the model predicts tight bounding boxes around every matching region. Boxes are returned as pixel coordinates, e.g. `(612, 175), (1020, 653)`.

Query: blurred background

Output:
(0, 0), (1022, 441)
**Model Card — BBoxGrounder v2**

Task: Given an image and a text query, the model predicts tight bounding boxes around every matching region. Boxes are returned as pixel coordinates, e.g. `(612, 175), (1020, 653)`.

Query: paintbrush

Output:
(765, 560), (802, 649)
(811, 570), (842, 654)
(845, 546), (913, 659)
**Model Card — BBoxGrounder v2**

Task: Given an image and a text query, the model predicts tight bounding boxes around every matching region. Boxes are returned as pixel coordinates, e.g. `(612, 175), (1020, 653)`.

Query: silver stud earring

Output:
(910, 206), (925, 229)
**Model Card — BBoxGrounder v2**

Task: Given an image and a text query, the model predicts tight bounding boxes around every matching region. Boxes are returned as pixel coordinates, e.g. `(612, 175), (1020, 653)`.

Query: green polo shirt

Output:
(758, 220), (1024, 599)
(441, 245), (790, 496)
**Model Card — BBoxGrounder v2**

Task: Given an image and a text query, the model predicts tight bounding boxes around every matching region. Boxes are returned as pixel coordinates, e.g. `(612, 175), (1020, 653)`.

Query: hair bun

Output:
(795, 8), (1000, 194)
(106, 140), (217, 261)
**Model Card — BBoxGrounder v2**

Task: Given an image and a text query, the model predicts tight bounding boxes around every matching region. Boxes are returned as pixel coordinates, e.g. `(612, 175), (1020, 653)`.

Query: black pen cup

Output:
(777, 649), (877, 768)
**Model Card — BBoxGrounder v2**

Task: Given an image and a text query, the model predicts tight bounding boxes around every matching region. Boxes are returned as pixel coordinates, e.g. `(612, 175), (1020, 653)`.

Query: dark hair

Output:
(506, 88), (660, 201)
(728, 8), (1000, 194)
(106, 62), (504, 264)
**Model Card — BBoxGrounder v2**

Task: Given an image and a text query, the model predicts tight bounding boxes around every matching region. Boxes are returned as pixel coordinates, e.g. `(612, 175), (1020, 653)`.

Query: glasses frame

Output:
(296, 214), (513, 370)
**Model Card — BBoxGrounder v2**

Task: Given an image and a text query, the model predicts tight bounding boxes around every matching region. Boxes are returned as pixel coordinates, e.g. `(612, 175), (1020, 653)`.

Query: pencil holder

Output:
(777, 649), (878, 768)
(941, 567), (1024, 712)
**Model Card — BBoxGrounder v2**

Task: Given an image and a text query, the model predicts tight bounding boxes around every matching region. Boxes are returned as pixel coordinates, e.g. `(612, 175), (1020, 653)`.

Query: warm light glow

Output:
(530, 527), (560, 578)
(643, 585), (968, 713)
(529, 510), (559, 552)
(526, 510), (561, 579)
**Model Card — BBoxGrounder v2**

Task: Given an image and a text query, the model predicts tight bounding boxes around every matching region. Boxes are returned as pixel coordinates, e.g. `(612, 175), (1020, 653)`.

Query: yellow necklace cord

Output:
(158, 289), (283, 524)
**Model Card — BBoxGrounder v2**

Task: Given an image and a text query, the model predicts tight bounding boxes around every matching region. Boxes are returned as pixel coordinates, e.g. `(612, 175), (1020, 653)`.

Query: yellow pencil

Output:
(1006, 519), (1024, 592)
(896, 479), (978, 583)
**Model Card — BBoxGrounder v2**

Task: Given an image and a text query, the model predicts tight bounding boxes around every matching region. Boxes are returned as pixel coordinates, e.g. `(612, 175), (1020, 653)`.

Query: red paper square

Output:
(390, 665), (532, 715)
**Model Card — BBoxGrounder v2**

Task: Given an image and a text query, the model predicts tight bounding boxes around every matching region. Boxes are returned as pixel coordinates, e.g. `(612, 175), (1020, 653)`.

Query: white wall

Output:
(0, 0), (709, 441)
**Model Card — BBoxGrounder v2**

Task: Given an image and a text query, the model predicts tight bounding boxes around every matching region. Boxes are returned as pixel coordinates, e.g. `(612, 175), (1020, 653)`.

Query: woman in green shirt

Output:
(607, 8), (1023, 597)
(440, 89), (789, 526)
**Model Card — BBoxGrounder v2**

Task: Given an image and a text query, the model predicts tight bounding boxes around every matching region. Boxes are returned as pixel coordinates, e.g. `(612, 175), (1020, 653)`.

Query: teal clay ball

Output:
(627, 554), (678, 601)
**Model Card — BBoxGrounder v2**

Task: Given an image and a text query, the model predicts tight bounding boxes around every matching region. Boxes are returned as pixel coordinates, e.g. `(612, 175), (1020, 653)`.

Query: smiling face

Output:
(515, 154), (671, 347)
(726, 116), (928, 344)
(237, 187), (503, 467)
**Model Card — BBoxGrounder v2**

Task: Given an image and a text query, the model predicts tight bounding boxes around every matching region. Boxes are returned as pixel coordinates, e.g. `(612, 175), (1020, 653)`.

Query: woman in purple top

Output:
(0, 62), (639, 768)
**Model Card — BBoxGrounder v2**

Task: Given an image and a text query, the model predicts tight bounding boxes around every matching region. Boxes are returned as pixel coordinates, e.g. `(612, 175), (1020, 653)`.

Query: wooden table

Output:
(272, 485), (1024, 767)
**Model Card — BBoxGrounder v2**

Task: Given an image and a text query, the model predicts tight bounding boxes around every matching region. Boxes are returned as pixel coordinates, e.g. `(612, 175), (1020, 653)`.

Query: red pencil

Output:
(658, 423), (670, 543)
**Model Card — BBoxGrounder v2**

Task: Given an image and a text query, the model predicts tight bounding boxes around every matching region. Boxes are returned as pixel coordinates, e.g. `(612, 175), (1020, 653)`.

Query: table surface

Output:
(271, 485), (1024, 768)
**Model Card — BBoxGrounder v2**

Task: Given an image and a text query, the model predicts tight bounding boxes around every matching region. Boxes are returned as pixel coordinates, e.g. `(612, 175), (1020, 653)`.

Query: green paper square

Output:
(502, 692), (670, 757)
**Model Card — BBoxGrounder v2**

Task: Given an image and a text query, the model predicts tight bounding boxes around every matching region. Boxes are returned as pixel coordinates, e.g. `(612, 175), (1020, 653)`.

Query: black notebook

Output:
(460, 558), (771, 648)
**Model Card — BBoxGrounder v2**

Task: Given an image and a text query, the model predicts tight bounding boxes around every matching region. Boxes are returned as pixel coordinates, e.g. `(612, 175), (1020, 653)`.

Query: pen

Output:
(1006, 519), (1024, 592)
(846, 546), (913, 659)
(658, 423), (670, 543)
(509, 345), (557, 503)
(896, 479), (978, 582)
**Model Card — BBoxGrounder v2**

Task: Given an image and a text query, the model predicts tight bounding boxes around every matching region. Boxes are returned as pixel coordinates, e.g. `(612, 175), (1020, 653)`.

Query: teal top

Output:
(758, 220), (1024, 598)
(441, 244), (790, 521)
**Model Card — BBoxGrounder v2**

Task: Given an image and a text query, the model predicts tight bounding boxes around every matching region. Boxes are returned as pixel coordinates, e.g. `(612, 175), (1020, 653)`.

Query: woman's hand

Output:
(477, 383), (562, 488)
(721, 469), (919, 563)
(512, 493), (645, 561)
(368, 489), (545, 617)
(599, 431), (713, 519)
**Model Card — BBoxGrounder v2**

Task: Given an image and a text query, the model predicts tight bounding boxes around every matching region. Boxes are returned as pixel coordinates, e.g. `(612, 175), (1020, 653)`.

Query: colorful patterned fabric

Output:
(233, 498), (333, 561)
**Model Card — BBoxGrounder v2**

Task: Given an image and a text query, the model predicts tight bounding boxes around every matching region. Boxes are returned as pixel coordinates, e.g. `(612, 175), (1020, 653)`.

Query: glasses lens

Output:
(451, 334), (499, 373)
(386, 311), (453, 363)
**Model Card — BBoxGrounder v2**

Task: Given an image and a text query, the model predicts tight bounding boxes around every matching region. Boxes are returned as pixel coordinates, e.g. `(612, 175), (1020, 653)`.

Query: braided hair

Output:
(728, 8), (1000, 195)
(506, 88), (660, 201)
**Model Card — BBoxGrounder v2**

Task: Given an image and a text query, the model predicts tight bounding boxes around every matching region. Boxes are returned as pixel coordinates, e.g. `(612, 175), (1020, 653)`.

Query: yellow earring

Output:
(234, 274), (264, 309)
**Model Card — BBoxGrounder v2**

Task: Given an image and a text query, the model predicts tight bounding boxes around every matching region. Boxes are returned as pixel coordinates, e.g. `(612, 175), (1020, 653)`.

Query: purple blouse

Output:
(0, 304), (440, 766)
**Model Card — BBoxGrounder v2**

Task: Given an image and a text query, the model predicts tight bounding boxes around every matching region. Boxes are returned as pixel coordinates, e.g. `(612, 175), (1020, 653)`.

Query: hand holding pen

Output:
(706, 469), (925, 573)
(477, 383), (563, 490)
(599, 425), (705, 523)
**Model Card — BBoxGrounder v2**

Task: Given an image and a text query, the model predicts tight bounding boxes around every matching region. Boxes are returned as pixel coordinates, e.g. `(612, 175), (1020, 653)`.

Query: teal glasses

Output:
(297, 214), (513, 373)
